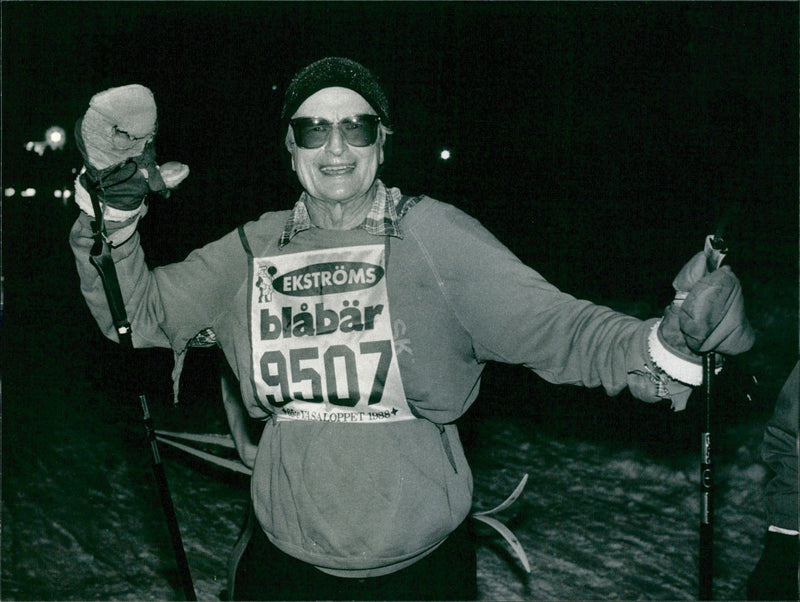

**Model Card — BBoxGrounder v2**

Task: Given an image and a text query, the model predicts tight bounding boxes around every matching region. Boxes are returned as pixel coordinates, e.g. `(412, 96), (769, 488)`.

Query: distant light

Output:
(272, 84), (278, 91)
(47, 128), (64, 144)
(25, 125), (67, 156)
(4, 188), (15, 197)
(439, 149), (451, 161)
(45, 126), (67, 150)
(26, 141), (46, 155)
(21, 188), (36, 197)
(62, 189), (72, 199)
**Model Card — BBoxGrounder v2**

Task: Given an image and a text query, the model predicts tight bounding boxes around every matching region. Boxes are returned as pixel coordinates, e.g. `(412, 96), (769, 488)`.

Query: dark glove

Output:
(746, 530), (799, 600)
(675, 265), (754, 355)
(77, 138), (169, 208)
(651, 240), (755, 385)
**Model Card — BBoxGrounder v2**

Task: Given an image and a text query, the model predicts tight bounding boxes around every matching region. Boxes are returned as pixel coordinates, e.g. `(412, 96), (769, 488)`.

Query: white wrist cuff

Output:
(647, 321), (703, 386)
(769, 525), (800, 536)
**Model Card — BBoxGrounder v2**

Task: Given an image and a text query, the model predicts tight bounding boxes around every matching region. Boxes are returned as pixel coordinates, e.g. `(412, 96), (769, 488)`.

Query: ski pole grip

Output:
(705, 235), (728, 273)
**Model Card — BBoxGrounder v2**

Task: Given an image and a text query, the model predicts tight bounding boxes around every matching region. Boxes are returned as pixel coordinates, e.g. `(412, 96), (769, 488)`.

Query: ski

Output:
(473, 514), (531, 573)
(472, 474), (531, 573)
(155, 434), (253, 476)
(154, 430), (236, 448)
(474, 473), (529, 517)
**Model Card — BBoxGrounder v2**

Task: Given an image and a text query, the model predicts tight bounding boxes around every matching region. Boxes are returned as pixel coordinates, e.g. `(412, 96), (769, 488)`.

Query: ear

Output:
(378, 131), (385, 165)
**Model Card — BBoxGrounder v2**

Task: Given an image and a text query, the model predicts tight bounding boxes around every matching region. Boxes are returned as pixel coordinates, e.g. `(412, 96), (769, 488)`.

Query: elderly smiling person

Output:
(70, 57), (754, 600)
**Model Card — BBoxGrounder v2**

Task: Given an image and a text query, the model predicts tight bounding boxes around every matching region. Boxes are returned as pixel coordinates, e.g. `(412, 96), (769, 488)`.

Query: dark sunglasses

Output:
(290, 114), (380, 149)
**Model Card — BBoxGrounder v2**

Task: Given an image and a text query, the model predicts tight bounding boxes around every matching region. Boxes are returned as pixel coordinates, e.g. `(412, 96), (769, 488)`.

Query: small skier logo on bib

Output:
(256, 264), (277, 303)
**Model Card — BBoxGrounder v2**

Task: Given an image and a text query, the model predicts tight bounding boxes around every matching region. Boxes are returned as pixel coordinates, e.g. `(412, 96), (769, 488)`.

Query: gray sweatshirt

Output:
(70, 189), (689, 575)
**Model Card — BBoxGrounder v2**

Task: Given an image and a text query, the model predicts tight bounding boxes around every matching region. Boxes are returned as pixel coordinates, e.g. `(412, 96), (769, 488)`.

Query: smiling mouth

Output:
(319, 164), (355, 175)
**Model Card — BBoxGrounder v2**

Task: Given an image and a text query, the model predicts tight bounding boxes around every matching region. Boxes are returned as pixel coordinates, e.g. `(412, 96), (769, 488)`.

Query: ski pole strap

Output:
(87, 180), (134, 347)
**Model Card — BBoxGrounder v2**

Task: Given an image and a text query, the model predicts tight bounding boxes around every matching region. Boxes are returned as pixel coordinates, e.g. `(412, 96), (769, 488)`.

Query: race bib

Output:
(250, 244), (414, 423)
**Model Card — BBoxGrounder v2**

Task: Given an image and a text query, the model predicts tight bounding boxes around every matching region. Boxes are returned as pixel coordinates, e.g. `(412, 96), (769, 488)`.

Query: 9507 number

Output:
(259, 341), (392, 408)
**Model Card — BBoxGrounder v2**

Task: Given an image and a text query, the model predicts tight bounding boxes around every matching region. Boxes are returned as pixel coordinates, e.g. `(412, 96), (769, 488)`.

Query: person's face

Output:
(286, 87), (384, 205)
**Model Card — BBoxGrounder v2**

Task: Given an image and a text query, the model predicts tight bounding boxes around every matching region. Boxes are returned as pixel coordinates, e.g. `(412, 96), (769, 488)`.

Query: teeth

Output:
(321, 165), (353, 174)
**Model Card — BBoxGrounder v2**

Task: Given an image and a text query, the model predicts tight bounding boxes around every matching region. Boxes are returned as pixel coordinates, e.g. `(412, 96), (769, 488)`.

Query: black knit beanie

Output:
(281, 57), (391, 127)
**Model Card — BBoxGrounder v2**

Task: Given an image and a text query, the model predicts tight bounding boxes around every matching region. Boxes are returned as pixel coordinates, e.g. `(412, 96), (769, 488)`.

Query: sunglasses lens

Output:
(294, 122), (331, 149)
(292, 115), (379, 149)
(339, 117), (379, 147)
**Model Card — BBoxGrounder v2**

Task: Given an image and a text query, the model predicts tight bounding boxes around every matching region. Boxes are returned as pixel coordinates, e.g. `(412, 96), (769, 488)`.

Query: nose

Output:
(324, 124), (346, 155)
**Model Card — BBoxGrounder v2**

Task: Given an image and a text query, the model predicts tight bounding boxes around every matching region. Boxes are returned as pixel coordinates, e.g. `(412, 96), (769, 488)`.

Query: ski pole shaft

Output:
(698, 234), (726, 601)
(88, 204), (196, 600)
(699, 352), (715, 600)
(141, 395), (197, 601)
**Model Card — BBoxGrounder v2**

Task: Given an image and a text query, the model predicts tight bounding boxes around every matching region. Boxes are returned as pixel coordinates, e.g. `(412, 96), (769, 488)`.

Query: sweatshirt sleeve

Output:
(412, 201), (691, 407)
(762, 361), (800, 532)
(69, 210), (247, 354)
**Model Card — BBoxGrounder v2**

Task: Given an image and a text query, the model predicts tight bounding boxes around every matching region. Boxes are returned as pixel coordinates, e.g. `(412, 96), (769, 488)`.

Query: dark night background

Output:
(3, 2), (797, 286)
(1, 2), (798, 600)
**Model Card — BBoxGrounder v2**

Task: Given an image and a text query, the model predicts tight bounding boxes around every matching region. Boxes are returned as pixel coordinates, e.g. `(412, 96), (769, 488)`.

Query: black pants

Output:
(229, 507), (477, 601)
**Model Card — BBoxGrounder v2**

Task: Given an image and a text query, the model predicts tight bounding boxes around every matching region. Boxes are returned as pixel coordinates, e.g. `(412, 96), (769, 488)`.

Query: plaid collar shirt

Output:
(279, 180), (411, 248)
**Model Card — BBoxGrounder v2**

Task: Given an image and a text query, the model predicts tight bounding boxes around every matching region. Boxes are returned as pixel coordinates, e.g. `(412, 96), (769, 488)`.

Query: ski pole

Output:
(699, 351), (715, 600)
(698, 234), (728, 601)
(88, 192), (197, 601)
